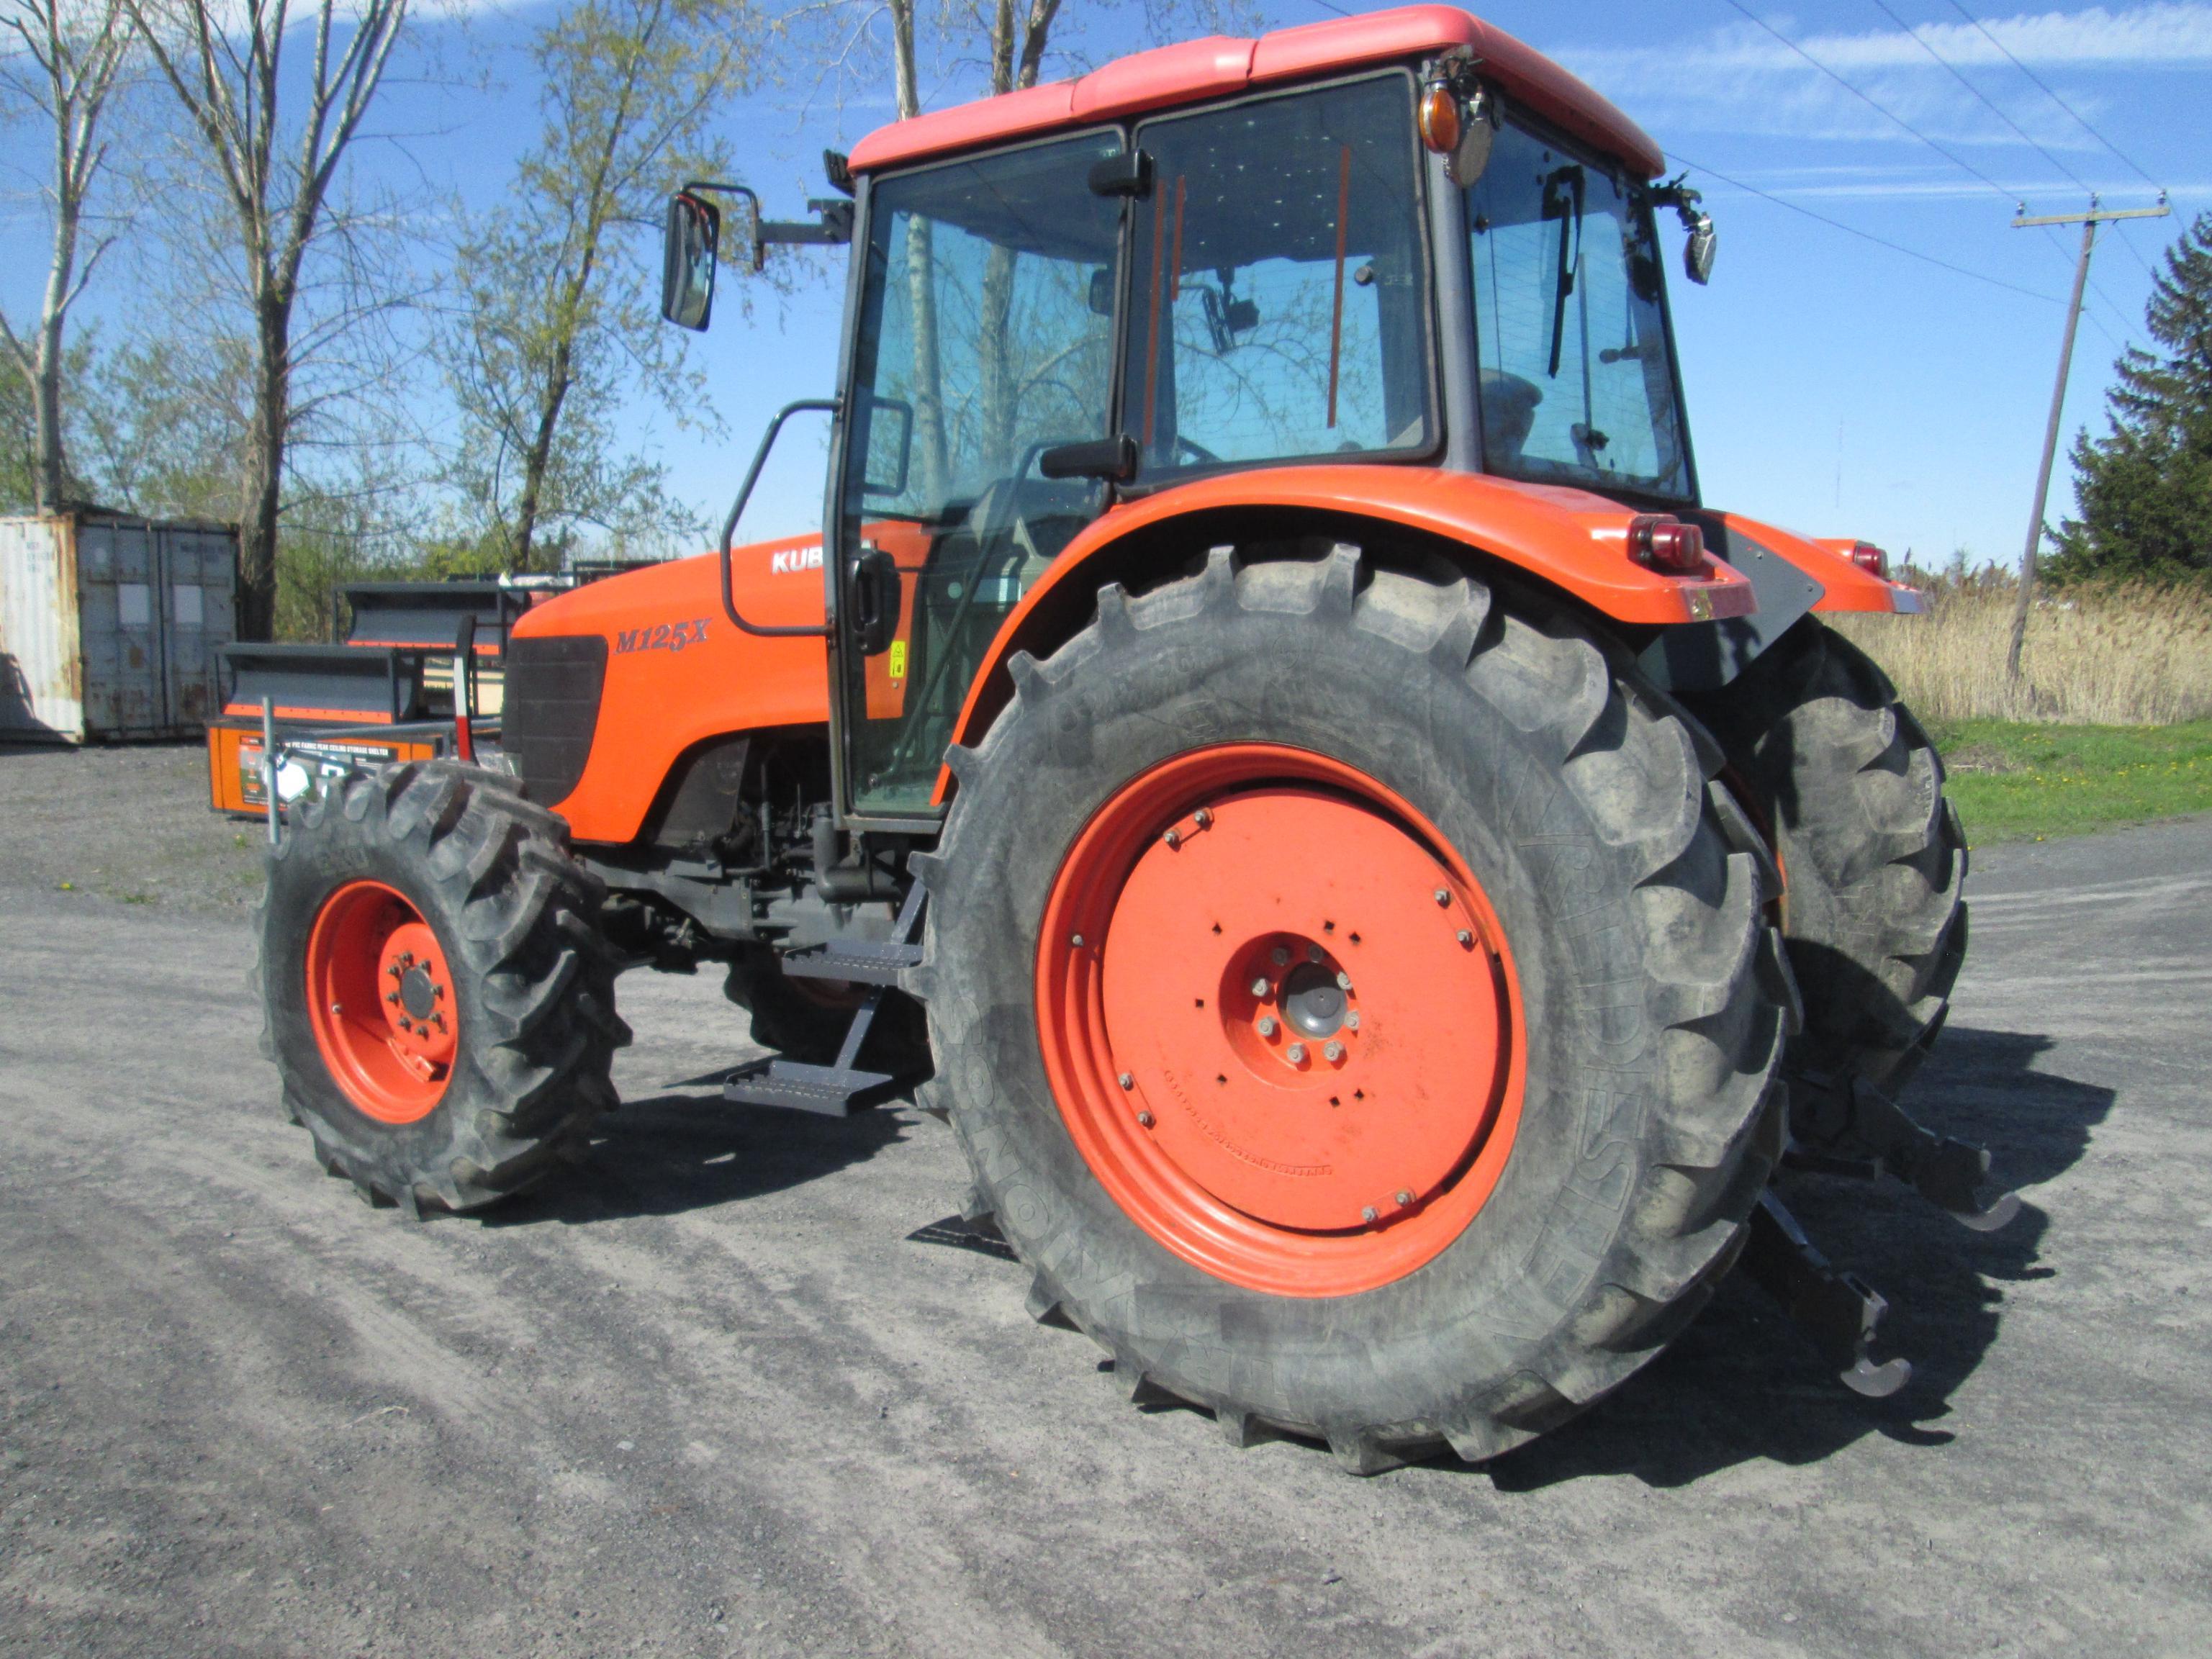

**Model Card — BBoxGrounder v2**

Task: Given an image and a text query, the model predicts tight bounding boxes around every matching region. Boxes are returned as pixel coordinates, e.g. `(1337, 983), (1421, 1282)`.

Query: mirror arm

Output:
(762, 199), (855, 246)
(718, 398), (841, 639)
(685, 178), (764, 270)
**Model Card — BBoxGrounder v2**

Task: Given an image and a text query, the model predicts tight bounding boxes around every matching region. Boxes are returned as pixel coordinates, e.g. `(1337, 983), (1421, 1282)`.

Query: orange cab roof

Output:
(845, 5), (1664, 180)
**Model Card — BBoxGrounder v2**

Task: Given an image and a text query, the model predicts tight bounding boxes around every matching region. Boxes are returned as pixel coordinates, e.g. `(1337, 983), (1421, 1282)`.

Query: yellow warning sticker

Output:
(888, 639), (907, 679)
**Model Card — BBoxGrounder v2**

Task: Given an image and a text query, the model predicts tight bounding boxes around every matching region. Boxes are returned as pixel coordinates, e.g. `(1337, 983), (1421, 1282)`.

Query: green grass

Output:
(1928, 718), (2212, 845)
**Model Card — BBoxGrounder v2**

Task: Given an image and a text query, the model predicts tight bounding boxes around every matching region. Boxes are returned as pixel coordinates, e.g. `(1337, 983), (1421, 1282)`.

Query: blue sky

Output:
(5, 1), (2207, 569)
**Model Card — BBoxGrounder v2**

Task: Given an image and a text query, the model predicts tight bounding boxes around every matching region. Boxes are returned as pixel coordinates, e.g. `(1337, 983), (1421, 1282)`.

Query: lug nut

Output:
(1250, 977), (1270, 998)
(1346, 1012), (1360, 1031)
(398, 1017), (412, 1032)
(1434, 889), (1450, 906)
(1287, 1044), (1306, 1064)
(1395, 1190), (1414, 1206)
(1193, 808), (1213, 828)
(1163, 828), (1181, 848)
(1257, 1016), (1277, 1037)
(1456, 929), (1474, 948)
(1307, 944), (1324, 963)
(1137, 1111), (1155, 1128)
(387, 963), (402, 979)
(1361, 1206), (1380, 1224)
(1324, 1041), (1344, 1062)
(1118, 1072), (1134, 1090)
(1070, 933), (1084, 948)
(330, 1003), (343, 1016)
(386, 990), (399, 1005)
(1336, 972), (1352, 990)
(1270, 946), (1290, 967)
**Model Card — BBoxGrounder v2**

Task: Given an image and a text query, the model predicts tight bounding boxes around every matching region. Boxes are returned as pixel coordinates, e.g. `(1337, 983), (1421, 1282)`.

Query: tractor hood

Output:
(505, 536), (831, 841)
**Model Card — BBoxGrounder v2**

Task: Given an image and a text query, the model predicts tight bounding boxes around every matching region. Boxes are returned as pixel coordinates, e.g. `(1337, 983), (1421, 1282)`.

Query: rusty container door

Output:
(0, 515), (86, 740)
(76, 516), (168, 737)
(157, 523), (239, 728)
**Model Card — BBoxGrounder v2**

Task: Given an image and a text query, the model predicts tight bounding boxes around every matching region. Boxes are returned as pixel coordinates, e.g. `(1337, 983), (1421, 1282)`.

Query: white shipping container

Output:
(0, 512), (240, 742)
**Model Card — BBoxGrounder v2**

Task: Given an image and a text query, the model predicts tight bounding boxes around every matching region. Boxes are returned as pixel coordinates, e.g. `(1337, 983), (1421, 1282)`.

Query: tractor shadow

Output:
(1481, 1024), (2113, 1492)
(487, 1081), (915, 1226)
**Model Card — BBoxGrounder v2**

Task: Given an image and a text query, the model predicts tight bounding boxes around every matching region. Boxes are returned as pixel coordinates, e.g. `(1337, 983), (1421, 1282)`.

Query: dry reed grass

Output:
(1828, 577), (2212, 726)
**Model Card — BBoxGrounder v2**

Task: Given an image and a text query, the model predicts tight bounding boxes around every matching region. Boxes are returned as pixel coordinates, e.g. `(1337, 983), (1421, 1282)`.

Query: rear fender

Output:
(1729, 515), (1924, 615)
(937, 465), (1755, 799)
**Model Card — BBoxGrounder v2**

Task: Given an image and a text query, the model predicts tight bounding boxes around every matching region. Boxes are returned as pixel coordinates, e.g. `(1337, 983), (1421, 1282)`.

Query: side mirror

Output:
(860, 395), (913, 497)
(850, 546), (902, 656)
(1654, 176), (1717, 286)
(1445, 86), (1498, 187)
(661, 192), (720, 330)
(1683, 212), (1717, 285)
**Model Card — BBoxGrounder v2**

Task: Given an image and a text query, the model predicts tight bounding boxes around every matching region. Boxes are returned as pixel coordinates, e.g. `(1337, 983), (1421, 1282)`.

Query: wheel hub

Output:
(1037, 746), (1525, 1296)
(306, 884), (458, 1123)
(1093, 782), (1507, 1234)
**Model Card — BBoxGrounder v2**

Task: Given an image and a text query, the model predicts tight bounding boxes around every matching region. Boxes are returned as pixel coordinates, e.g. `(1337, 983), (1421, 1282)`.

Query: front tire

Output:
(258, 761), (630, 1213)
(913, 546), (1789, 1470)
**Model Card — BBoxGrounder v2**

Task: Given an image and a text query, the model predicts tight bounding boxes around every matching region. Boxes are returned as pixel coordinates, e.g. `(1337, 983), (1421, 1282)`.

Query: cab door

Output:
(831, 131), (1127, 824)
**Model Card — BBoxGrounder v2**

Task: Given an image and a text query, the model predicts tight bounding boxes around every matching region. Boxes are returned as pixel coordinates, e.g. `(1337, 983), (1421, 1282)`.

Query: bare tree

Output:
(121, 0), (407, 638)
(0, 0), (132, 512)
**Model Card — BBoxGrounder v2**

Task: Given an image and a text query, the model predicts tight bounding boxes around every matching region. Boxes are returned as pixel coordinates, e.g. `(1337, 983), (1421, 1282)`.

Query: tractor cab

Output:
(662, 12), (1719, 823)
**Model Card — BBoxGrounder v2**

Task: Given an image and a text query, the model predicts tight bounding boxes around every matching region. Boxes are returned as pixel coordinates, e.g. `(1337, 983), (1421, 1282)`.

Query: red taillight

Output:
(1847, 541), (1888, 579)
(1627, 514), (1707, 576)
(1418, 81), (1461, 154)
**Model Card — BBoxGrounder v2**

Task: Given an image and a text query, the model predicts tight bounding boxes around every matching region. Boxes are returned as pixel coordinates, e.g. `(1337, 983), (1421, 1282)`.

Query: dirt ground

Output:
(0, 742), (263, 913)
(2, 743), (2208, 1658)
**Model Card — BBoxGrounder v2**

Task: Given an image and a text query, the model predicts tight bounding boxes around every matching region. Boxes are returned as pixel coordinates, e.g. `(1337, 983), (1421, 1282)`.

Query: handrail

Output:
(718, 397), (841, 640)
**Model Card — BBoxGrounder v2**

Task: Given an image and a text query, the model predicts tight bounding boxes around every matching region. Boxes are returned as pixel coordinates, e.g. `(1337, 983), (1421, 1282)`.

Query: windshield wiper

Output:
(1541, 165), (1584, 379)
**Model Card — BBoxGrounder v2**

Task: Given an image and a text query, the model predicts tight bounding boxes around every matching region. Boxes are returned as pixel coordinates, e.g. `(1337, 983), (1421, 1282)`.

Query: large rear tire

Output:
(911, 546), (1790, 1470)
(258, 761), (630, 1213)
(1690, 618), (1967, 1094)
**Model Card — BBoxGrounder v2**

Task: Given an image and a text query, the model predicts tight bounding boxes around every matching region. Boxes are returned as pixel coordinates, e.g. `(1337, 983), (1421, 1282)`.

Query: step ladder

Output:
(723, 884), (925, 1117)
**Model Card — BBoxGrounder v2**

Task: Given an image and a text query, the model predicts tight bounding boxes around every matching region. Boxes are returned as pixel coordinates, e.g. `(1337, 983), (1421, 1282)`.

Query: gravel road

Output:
(2, 746), (2207, 1658)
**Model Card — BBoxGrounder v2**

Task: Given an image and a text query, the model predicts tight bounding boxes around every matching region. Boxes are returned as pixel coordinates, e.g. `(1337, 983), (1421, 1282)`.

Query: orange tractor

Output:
(257, 5), (2006, 1470)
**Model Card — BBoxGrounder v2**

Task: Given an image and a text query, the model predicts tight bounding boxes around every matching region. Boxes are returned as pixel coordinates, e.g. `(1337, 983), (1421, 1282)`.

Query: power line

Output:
(1861, 0), (2091, 192)
(1666, 149), (2062, 302)
(1718, 0), (2017, 201)
(1938, 0), (2166, 193)
(2111, 218), (2165, 284)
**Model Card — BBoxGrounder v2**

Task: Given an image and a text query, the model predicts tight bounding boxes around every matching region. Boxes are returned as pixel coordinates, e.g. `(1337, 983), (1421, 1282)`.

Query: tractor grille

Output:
(501, 635), (608, 808)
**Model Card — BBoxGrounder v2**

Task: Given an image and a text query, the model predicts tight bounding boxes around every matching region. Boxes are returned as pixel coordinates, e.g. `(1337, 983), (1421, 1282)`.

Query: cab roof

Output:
(844, 4), (1664, 181)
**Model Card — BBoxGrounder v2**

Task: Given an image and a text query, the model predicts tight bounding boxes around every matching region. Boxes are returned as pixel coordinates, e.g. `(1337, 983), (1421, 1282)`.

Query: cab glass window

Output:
(1467, 120), (1692, 498)
(1126, 75), (1432, 476)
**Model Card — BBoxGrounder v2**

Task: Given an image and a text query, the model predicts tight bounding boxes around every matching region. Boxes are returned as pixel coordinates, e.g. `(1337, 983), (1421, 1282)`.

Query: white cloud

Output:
(1557, 4), (2210, 158)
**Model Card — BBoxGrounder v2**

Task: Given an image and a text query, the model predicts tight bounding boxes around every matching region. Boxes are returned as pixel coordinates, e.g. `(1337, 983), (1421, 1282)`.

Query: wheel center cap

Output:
(399, 965), (438, 1021)
(1282, 964), (1346, 1036)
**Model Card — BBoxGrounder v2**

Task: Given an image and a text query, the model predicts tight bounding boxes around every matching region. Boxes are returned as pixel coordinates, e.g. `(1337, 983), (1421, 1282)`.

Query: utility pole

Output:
(2006, 194), (2169, 687)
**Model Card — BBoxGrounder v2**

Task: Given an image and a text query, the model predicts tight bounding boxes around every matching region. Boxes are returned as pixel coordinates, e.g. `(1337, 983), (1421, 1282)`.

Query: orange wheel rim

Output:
(305, 880), (459, 1125)
(1035, 744), (1525, 1298)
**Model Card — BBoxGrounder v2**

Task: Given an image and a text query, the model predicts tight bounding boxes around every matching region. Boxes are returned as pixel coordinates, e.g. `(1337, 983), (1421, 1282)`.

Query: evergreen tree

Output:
(2049, 211), (2212, 587)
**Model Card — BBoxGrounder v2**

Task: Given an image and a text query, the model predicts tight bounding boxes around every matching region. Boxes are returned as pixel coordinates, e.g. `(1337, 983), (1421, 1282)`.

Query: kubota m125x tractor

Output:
(258, 5), (2006, 1471)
